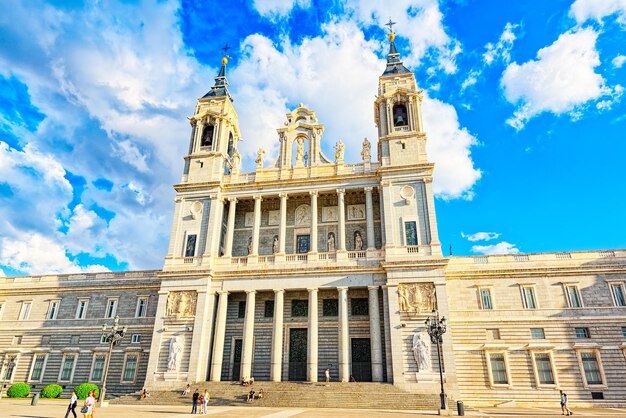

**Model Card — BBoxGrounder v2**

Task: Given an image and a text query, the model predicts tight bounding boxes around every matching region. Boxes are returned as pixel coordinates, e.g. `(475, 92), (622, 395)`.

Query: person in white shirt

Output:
(83, 390), (96, 418)
(64, 390), (78, 418)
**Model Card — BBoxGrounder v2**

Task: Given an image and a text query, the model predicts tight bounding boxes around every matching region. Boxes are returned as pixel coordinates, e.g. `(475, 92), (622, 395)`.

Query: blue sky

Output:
(0, 0), (625, 276)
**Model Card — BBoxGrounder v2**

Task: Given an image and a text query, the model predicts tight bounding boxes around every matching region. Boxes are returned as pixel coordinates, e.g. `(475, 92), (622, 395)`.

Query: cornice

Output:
(444, 264), (626, 279)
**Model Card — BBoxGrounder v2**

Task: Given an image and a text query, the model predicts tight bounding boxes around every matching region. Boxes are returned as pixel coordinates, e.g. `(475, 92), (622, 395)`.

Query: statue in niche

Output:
(361, 138), (371, 161)
(412, 330), (432, 372)
(255, 148), (265, 169)
(295, 137), (305, 165)
(327, 232), (336, 252)
(272, 235), (279, 254)
(398, 283), (436, 313)
(247, 236), (252, 255)
(167, 335), (184, 371)
(354, 231), (363, 251)
(334, 140), (345, 163)
(232, 150), (241, 173)
(166, 291), (197, 318)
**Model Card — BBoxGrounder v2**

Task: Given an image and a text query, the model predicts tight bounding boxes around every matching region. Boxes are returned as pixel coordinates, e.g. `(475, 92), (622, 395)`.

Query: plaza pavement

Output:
(2, 399), (626, 417)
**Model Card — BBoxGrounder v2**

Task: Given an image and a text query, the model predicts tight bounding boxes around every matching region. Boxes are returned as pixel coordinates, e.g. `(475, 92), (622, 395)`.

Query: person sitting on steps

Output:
(256, 389), (264, 400)
(247, 390), (255, 402)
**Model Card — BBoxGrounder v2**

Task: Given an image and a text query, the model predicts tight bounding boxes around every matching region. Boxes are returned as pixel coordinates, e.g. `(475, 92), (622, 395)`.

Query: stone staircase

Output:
(112, 381), (441, 410)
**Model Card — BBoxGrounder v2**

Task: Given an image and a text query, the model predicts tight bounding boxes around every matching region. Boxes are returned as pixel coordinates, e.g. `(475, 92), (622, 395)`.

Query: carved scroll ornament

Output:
(398, 283), (436, 313)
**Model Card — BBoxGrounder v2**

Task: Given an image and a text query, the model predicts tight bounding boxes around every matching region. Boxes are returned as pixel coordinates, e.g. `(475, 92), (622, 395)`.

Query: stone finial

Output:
(334, 140), (345, 163)
(255, 147), (265, 169)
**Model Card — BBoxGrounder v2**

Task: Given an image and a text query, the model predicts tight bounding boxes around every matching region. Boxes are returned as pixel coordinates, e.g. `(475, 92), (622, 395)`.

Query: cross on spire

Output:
(385, 18), (396, 33)
(221, 44), (231, 55)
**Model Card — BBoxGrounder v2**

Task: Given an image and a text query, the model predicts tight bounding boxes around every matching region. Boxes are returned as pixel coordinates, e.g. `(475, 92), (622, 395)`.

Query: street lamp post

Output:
(425, 309), (447, 410)
(99, 316), (127, 406)
(0, 356), (16, 399)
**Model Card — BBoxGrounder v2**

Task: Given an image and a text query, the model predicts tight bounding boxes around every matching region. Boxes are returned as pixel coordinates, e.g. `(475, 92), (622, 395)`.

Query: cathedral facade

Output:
(1, 33), (625, 408)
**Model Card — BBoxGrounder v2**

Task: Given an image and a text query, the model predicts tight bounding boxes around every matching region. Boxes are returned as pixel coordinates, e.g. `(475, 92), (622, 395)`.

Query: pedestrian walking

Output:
(82, 390), (95, 418)
(64, 390), (78, 418)
(325, 367), (330, 385)
(203, 389), (210, 414)
(560, 390), (573, 416)
(198, 392), (205, 414)
(191, 388), (199, 414)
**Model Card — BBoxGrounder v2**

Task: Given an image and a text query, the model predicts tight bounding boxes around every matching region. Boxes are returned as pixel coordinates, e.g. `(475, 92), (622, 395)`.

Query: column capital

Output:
(273, 289), (285, 294)
(228, 197), (237, 203)
(253, 194), (263, 201)
(307, 287), (318, 293)
(195, 119), (204, 127)
(279, 192), (288, 199)
(336, 286), (349, 292)
(336, 188), (345, 195)
(217, 290), (230, 296)
(367, 285), (380, 291)
(245, 290), (257, 295)
(423, 177), (433, 184)
(309, 190), (318, 197)
(364, 187), (373, 193)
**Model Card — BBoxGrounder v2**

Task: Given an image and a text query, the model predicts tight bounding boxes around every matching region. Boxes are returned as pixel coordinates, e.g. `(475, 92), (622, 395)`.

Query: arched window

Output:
(200, 124), (214, 148)
(227, 133), (234, 158)
(393, 104), (408, 127)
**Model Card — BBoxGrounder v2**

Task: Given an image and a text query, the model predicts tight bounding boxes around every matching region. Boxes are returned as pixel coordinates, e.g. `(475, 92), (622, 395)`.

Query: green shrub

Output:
(41, 383), (63, 398)
(7, 382), (30, 398)
(74, 383), (99, 400)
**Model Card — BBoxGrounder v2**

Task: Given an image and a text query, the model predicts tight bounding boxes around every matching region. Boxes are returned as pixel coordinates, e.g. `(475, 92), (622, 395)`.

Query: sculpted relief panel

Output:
(398, 283), (436, 313)
(166, 291), (197, 318)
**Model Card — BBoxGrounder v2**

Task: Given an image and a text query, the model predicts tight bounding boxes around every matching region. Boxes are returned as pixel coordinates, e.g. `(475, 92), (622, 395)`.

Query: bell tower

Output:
(374, 29), (427, 167)
(183, 49), (241, 184)
(375, 25), (442, 258)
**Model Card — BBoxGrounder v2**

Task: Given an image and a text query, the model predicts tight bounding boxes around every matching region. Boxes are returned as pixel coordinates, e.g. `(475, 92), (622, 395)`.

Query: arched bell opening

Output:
(200, 124), (215, 149)
(392, 103), (408, 127)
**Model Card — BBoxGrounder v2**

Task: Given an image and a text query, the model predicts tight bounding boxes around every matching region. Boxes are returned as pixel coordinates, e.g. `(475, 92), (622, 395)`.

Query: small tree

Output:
(41, 383), (63, 398)
(74, 383), (99, 400)
(7, 382), (31, 398)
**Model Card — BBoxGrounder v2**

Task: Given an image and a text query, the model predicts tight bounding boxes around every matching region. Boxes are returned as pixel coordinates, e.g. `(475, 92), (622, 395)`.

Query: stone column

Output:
(309, 191), (318, 254)
(407, 97), (415, 131)
(144, 290), (168, 388)
(241, 290), (256, 380)
(193, 119), (203, 153)
(337, 189), (346, 251)
(423, 178), (442, 256)
(251, 195), (262, 256)
(364, 187), (375, 251)
(224, 197), (237, 257)
(368, 286), (383, 382)
(385, 285), (405, 384)
(378, 186), (386, 248)
(307, 288), (319, 382)
(337, 286), (350, 382)
(187, 289), (215, 383)
(279, 193), (288, 254)
(210, 291), (229, 381)
(270, 289), (285, 382)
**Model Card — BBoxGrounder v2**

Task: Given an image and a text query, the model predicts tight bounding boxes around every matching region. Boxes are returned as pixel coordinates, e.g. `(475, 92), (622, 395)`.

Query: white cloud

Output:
(612, 54), (626, 68)
(484, 22), (519, 65)
(252, 0), (311, 21)
(471, 241), (520, 255)
(461, 69), (481, 91)
(501, 28), (612, 130)
(0, 233), (109, 275)
(462, 232), (501, 242)
(570, 0), (626, 24)
(344, 0), (461, 73)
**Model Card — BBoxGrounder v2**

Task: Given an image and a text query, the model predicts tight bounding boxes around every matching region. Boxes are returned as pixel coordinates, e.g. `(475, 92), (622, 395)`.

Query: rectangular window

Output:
(622, 327), (626, 338)
(237, 301), (246, 319)
(31, 354), (46, 381)
(100, 335), (108, 344)
(122, 354), (138, 382)
(530, 328), (546, 339)
(20, 302), (32, 320)
(480, 289), (493, 309)
(105, 299), (118, 319)
(567, 286), (582, 308)
(3, 356), (17, 380)
(575, 327), (590, 338)
(60, 354), (76, 381)
(490, 353), (508, 384)
(131, 334), (141, 344)
(535, 353), (555, 384)
(76, 299), (88, 319)
(47, 301), (59, 320)
(185, 234), (197, 257)
(581, 352), (603, 385)
(486, 329), (501, 340)
(264, 300), (274, 318)
(350, 298), (369, 316)
(323, 299), (338, 317)
(522, 287), (537, 309)
(611, 284), (626, 307)
(291, 299), (308, 317)
(91, 354), (106, 382)
(135, 297), (148, 318)
(404, 221), (418, 246)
